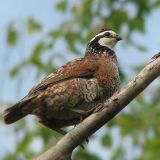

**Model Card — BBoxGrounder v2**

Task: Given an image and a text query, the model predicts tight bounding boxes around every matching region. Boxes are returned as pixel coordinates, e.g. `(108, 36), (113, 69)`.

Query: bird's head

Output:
(89, 29), (122, 49)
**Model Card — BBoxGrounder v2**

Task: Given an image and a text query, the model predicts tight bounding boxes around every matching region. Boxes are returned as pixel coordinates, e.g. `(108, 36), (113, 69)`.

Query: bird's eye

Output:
(105, 32), (110, 37)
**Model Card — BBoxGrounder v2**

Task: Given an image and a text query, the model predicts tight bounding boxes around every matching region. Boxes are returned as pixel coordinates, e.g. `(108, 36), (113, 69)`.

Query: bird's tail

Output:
(3, 103), (27, 124)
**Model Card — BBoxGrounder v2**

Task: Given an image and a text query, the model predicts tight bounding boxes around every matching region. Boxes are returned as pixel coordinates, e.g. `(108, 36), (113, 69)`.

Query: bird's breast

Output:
(95, 60), (120, 98)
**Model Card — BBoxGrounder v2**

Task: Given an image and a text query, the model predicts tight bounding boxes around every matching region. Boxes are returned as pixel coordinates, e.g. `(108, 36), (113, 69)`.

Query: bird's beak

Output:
(116, 36), (122, 41)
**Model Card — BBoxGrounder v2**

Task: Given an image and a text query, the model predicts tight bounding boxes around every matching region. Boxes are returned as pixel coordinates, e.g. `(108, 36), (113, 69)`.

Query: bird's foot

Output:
(114, 89), (120, 95)
(93, 103), (104, 113)
(78, 139), (89, 149)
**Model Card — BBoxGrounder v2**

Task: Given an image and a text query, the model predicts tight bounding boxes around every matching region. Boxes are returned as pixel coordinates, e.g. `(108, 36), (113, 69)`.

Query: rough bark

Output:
(34, 53), (160, 160)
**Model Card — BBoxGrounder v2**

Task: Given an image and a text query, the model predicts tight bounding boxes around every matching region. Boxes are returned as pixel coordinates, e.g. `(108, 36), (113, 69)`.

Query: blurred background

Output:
(0, 0), (160, 159)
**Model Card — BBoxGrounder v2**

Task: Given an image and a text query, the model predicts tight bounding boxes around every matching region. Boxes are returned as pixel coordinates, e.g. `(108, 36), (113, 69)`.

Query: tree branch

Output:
(34, 53), (160, 160)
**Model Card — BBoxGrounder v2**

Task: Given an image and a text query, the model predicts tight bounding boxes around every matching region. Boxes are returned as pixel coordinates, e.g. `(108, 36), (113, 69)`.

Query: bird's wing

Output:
(28, 57), (98, 95)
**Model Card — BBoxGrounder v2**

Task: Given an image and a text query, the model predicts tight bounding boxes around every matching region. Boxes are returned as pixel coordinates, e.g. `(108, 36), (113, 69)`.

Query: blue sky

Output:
(0, 0), (160, 159)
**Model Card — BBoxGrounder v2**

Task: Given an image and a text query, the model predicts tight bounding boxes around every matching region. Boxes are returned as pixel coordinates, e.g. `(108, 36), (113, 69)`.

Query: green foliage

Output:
(27, 18), (42, 35)
(111, 147), (125, 160)
(2, 0), (160, 160)
(10, 60), (29, 77)
(30, 42), (47, 64)
(7, 23), (18, 46)
(101, 133), (112, 147)
(56, 0), (68, 12)
(75, 149), (101, 160)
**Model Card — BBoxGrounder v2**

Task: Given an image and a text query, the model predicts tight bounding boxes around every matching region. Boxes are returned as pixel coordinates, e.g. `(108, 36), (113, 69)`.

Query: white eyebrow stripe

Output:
(90, 30), (116, 42)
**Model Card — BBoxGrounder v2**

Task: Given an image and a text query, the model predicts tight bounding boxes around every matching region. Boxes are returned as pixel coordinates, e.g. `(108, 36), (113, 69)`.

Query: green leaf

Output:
(10, 67), (20, 77)
(30, 42), (46, 63)
(101, 133), (112, 147)
(56, 0), (67, 12)
(111, 146), (125, 160)
(151, 0), (160, 8)
(27, 18), (42, 35)
(7, 24), (18, 46)
(49, 30), (61, 40)
(76, 149), (101, 160)
(10, 60), (29, 77)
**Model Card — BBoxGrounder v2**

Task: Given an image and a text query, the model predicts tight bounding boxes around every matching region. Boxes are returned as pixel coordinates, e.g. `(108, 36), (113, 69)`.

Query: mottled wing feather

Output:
(29, 57), (98, 95)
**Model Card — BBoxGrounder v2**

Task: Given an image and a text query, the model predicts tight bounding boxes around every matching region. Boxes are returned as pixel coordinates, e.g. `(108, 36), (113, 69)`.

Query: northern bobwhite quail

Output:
(3, 29), (122, 134)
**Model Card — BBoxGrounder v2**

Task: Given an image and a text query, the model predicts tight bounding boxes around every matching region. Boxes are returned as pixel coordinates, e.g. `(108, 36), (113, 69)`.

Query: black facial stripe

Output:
(104, 32), (110, 37)
(93, 32), (115, 41)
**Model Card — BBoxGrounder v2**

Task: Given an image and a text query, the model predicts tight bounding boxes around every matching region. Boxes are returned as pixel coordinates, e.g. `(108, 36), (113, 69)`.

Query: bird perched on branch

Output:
(3, 29), (122, 134)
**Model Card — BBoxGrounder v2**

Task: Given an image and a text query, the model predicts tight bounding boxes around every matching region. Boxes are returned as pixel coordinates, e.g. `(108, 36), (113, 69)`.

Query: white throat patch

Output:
(98, 37), (117, 49)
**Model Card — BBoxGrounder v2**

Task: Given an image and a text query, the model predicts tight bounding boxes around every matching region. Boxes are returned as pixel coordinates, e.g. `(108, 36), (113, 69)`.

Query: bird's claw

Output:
(93, 103), (104, 113)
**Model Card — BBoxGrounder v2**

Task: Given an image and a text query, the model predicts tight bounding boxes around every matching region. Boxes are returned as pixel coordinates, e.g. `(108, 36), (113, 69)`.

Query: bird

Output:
(3, 29), (122, 135)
